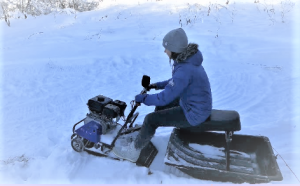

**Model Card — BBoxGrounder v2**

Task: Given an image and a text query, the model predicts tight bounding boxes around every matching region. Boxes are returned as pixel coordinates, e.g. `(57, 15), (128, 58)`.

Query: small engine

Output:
(84, 95), (127, 134)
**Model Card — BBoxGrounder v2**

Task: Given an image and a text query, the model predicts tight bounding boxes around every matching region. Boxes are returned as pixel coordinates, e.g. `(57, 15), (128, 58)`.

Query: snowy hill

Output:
(0, 0), (299, 184)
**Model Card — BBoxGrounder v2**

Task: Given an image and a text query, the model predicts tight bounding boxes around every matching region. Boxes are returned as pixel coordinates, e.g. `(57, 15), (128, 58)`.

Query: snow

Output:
(189, 144), (225, 157)
(0, 0), (300, 184)
(188, 144), (250, 160)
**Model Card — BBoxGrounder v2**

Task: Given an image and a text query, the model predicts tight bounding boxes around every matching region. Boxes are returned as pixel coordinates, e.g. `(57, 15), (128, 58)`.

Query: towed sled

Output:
(164, 111), (283, 183)
(70, 75), (283, 183)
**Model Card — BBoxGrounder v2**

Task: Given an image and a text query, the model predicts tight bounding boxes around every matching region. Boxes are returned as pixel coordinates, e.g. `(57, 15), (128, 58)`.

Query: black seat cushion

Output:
(181, 109), (241, 132)
(202, 109), (241, 131)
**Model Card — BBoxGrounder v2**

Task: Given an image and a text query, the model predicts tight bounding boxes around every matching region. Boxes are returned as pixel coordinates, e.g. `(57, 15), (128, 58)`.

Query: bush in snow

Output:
(0, 0), (296, 27)
(0, 0), (103, 26)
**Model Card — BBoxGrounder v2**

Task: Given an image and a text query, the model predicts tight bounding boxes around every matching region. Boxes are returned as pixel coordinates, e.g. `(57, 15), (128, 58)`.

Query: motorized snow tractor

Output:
(70, 75), (283, 183)
(71, 75), (157, 167)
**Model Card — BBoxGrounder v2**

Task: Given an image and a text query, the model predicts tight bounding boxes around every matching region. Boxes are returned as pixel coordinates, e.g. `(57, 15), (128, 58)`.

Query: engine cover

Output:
(75, 121), (102, 143)
(103, 104), (120, 119)
(112, 100), (127, 116)
(87, 95), (112, 113)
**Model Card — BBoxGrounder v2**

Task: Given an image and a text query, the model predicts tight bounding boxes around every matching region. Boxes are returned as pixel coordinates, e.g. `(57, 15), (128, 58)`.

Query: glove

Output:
(147, 83), (158, 91)
(135, 94), (148, 103)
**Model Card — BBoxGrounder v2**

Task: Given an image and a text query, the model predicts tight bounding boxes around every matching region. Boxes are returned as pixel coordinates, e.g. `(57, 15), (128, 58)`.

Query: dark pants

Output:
(135, 98), (192, 149)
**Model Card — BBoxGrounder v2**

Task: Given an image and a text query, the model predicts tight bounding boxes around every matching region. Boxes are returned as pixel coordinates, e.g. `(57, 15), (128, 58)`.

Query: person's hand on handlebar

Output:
(147, 83), (158, 91)
(135, 94), (148, 105)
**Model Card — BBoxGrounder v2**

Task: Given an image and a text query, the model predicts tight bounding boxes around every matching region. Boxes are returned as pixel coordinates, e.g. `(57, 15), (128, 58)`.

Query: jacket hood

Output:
(176, 43), (203, 66)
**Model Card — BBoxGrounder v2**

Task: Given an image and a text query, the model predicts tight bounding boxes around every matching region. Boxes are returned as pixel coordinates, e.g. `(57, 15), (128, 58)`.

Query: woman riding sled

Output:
(113, 28), (212, 162)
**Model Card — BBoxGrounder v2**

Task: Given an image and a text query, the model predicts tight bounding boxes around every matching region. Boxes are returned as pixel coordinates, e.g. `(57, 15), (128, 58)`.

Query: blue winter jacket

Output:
(142, 44), (212, 126)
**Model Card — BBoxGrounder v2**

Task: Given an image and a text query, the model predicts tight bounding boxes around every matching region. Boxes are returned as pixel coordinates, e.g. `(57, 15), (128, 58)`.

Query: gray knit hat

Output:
(162, 28), (188, 53)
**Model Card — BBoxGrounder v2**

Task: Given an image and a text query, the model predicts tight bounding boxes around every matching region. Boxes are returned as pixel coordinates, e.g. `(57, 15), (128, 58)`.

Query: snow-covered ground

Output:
(0, 0), (299, 184)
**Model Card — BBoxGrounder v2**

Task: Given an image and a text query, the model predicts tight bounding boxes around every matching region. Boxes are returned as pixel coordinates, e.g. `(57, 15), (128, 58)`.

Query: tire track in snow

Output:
(209, 63), (290, 133)
(211, 67), (270, 110)
(1, 55), (168, 158)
